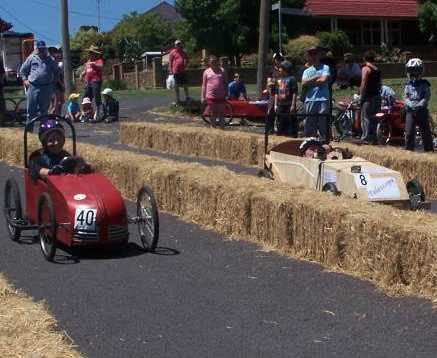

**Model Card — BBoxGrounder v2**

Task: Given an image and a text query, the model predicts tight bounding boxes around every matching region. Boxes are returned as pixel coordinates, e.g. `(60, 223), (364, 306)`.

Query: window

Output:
(362, 21), (381, 46)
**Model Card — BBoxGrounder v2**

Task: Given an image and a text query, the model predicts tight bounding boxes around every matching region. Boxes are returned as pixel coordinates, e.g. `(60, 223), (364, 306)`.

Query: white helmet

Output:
(101, 88), (113, 96)
(406, 58), (423, 75)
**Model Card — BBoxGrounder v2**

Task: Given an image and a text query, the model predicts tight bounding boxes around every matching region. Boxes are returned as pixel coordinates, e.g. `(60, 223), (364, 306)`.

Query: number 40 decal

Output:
(74, 208), (97, 230)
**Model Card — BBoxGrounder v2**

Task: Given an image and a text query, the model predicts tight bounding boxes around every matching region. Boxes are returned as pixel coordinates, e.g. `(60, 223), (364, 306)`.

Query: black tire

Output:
(322, 182), (340, 196)
(201, 102), (233, 126)
(4, 178), (23, 241)
(406, 179), (426, 210)
(137, 185), (159, 252)
(37, 193), (57, 261)
(257, 168), (274, 180)
(376, 122), (390, 145)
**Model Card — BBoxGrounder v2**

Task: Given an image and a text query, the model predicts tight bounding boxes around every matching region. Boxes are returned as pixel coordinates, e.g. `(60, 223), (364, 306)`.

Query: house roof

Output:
(305, 0), (418, 18)
(144, 1), (183, 23)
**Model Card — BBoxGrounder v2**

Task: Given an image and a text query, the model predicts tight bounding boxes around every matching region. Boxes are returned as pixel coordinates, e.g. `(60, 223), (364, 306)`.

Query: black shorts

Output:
(174, 72), (187, 86)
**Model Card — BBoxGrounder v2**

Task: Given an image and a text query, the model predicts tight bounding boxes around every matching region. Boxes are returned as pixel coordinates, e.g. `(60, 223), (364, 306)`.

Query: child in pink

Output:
(201, 56), (228, 128)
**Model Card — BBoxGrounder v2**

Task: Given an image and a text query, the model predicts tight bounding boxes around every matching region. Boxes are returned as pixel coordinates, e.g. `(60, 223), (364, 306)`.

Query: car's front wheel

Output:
(137, 185), (159, 252)
(322, 182), (341, 196)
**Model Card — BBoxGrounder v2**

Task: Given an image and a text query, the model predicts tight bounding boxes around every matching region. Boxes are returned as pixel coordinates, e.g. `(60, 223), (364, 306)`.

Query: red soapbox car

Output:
(201, 99), (268, 126)
(3, 115), (159, 262)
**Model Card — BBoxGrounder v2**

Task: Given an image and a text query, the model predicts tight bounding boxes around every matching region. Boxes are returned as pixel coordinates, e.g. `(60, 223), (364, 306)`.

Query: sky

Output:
(1, 0), (174, 45)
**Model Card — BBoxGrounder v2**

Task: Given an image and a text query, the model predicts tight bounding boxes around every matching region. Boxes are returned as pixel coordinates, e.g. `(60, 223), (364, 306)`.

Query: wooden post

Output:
(60, 0), (73, 96)
(120, 62), (124, 81)
(256, 0), (271, 98)
(152, 57), (163, 89)
(135, 62), (140, 89)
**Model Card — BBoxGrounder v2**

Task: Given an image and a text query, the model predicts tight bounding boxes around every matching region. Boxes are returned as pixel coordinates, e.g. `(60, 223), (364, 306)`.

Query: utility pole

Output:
(61, 0), (73, 96)
(97, 0), (101, 32)
(278, 0), (282, 53)
(256, 0), (271, 98)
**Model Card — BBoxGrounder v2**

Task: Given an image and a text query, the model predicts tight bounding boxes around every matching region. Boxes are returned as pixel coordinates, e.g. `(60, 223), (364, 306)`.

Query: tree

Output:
(70, 28), (114, 65)
(419, 1), (437, 42)
(175, 0), (305, 64)
(111, 12), (176, 61)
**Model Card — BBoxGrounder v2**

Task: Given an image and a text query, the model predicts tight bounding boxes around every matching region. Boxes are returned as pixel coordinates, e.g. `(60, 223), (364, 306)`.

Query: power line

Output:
(28, 0), (121, 21)
(0, 3), (56, 42)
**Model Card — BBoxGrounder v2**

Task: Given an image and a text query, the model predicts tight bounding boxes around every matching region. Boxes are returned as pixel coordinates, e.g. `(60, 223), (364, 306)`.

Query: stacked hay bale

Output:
(1, 128), (437, 298)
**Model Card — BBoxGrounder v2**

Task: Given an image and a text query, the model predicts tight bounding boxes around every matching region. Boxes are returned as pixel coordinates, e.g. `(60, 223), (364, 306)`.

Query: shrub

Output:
(103, 79), (128, 91)
(285, 35), (320, 64)
(316, 30), (352, 56)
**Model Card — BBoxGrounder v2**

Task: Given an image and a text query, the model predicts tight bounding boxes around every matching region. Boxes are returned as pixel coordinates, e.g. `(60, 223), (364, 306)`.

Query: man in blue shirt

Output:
(228, 73), (247, 100)
(20, 40), (59, 131)
(301, 46), (330, 142)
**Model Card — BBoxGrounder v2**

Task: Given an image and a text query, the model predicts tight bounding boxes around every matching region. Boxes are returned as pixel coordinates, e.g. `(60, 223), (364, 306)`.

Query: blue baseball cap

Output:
(36, 40), (47, 49)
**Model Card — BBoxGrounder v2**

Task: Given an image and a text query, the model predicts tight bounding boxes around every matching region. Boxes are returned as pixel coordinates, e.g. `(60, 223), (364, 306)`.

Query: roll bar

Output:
(23, 114), (77, 168)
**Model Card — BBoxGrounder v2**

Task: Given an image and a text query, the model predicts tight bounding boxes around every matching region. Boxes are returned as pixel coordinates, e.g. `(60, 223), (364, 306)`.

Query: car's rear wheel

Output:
(376, 122), (390, 145)
(4, 178), (23, 241)
(38, 193), (57, 261)
(406, 179), (426, 210)
(137, 185), (159, 252)
(201, 102), (233, 126)
(322, 182), (340, 196)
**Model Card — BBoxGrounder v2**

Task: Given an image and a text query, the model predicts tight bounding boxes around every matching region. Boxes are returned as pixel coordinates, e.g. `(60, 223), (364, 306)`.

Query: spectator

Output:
(275, 61), (298, 136)
(169, 40), (190, 104)
(337, 53), (362, 89)
(81, 45), (104, 120)
(101, 88), (119, 123)
(318, 46), (337, 142)
(269, 52), (284, 82)
(404, 58), (434, 152)
(66, 93), (81, 122)
(228, 73), (248, 100)
(201, 55), (228, 128)
(265, 77), (278, 134)
(301, 46), (331, 143)
(80, 97), (94, 123)
(0, 58), (5, 124)
(20, 40), (59, 131)
(48, 47), (65, 116)
(360, 50), (381, 144)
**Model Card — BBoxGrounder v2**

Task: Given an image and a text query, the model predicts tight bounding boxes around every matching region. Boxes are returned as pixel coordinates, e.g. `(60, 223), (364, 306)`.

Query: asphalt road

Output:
(2, 164), (437, 357)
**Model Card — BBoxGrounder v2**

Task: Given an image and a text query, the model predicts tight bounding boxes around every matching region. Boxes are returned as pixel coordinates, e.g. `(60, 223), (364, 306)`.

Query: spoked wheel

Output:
(201, 102), (233, 127)
(376, 122), (390, 145)
(137, 185), (159, 252)
(37, 193), (57, 261)
(322, 182), (341, 196)
(406, 179), (426, 210)
(4, 178), (23, 241)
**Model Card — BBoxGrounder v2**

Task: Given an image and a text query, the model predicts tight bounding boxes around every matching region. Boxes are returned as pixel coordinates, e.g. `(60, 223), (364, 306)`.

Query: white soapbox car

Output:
(260, 138), (429, 210)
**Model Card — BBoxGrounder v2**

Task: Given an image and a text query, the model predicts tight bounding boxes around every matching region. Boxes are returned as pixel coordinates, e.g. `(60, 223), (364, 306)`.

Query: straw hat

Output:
(68, 93), (80, 101)
(87, 45), (102, 54)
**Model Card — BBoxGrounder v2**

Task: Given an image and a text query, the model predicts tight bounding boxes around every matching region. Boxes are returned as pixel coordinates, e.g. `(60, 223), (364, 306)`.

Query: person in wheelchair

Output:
(29, 118), (91, 179)
(299, 138), (353, 160)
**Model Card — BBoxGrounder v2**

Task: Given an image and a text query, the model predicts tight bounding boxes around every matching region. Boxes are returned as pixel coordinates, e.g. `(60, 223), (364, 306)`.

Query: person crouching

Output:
(101, 88), (119, 123)
(80, 97), (94, 123)
(404, 58), (434, 152)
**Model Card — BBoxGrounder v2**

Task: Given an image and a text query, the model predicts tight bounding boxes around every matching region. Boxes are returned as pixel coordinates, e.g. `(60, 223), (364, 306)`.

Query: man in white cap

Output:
(169, 39), (190, 104)
(20, 40), (60, 131)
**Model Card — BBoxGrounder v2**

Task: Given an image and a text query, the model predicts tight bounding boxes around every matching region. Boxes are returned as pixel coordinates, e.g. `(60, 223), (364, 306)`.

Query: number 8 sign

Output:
(74, 208), (97, 231)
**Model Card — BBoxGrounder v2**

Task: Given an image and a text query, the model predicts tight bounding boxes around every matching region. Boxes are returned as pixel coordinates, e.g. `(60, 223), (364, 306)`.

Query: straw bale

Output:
(121, 122), (261, 166)
(4, 128), (437, 298)
(0, 274), (83, 358)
